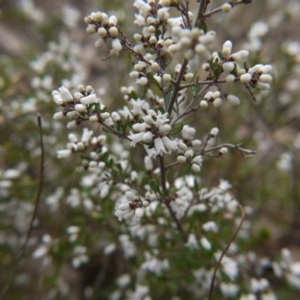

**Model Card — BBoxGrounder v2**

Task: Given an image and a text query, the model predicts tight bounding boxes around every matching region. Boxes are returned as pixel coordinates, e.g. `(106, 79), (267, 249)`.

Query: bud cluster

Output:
(84, 12), (122, 56)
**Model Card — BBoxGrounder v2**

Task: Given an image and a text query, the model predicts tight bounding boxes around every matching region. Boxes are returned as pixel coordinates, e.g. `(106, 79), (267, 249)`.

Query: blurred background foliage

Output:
(1, 0), (300, 299)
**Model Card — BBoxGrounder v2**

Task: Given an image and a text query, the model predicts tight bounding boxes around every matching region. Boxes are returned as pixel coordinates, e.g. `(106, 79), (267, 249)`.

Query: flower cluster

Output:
(128, 110), (178, 158)
(84, 11), (122, 56)
(5, 0), (298, 299)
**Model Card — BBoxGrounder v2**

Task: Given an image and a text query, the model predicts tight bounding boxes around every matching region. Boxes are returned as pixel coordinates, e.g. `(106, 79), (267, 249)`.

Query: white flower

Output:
(134, 14), (146, 26)
(144, 155), (153, 170)
(58, 86), (73, 102)
(182, 125), (196, 140)
(81, 128), (94, 144)
(128, 132), (144, 147)
(185, 233), (199, 250)
(248, 21), (269, 40)
(162, 136), (177, 151)
(116, 274), (131, 288)
(154, 137), (167, 156)
(80, 94), (98, 105)
(202, 221), (218, 232)
(133, 0), (151, 17)
(231, 50), (249, 63)
(57, 149), (72, 158)
(200, 237), (211, 250)
(104, 243), (116, 255)
(32, 245), (48, 259)
(220, 283), (239, 297)
(111, 38), (122, 52)
(227, 94), (240, 105)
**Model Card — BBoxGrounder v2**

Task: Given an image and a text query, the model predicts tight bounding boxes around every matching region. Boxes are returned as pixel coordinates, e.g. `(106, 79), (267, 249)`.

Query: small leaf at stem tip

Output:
(196, 20), (207, 34)
(218, 51), (224, 60)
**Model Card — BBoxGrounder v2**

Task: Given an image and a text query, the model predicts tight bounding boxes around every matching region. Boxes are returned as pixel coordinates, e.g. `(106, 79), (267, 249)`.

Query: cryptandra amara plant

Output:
(27, 0), (299, 299)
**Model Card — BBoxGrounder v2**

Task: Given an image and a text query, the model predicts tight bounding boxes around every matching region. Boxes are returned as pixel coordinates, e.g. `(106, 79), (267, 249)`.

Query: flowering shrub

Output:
(1, 0), (300, 299)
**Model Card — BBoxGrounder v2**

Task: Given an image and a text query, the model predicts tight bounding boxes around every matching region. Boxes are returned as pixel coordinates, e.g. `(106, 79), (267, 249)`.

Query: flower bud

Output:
(98, 27), (107, 37)
(200, 100), (208, 108)
(109, 15), (118, 26)
(142, 132), (153, 143)
(89, 116), (98, 122)
(259, 65), (272, 74)
(75, 104), (86, 112)
(227, 94), (240, 105)
(213, 98), (223, 107)
(240, 73), (252, 83)
(109, 27), (118, 38)
(222, 62), (235, 72)
(91, 12), (103, 22)
(222, 40), (232, 58)
(135, 208), (144, 218)
(210, 127), (219, 137)
(112, 38), (122, 52)
(177, 155), (187, 163)
(118, 203), (130, 211)
(184, 149), (194, 158)
(95, 38), (105, 48)
(53, 111), (64, 120)
(192, 164), (201, 172)
(159, 124), (171, 135)
(259, 74), (272, 83)
(219, 147), (228, 155)
(222, 3), (232, 13)
(86, 24), (96, 34)
(178, 142), (187, 152)
(226, 74), (235, 83)
(231, 50), (249, 63)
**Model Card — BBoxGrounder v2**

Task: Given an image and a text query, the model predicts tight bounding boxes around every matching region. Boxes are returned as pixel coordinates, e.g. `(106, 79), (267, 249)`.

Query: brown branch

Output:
(20, 113), (45, 257)
(0, 113), (45, 299)
(159, 156), (186, 241)
(168, 59), (188, 115)
(203, 0), (252, 18)
(208, 204), (245, 300)
(195, 0), (209, 25)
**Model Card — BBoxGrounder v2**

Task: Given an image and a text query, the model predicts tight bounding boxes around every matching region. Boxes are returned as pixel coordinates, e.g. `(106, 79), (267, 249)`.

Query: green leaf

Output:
(130, 91), (138, 100)
(218, 51), (224, 60)
(136, 171), (144, 186)
(196, 20), (207, 33)
(147, 141), (155, 149)
(147, 72), (161, 90)
(169, 122), (184, 136)
(88, 102), (101, 114)
(157, 106), (165, 114)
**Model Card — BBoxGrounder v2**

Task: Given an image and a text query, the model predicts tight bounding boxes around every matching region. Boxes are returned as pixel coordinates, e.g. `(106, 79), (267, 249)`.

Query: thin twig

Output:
(159, 155), (167, 192)
(171, 84), (211, 126)
(0, 114), (45, 299)
(203, 0), (252, 18)
(195, 0), (208, 26)
(179, 79), (239, 90)
(168, 59), (188, 115)
(200, 143), (256, 156)
(159, 156), (186, 240)
(208, 204), (245, 300)
(164, 143), (256, 170)
(20, 114), (45, 257)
